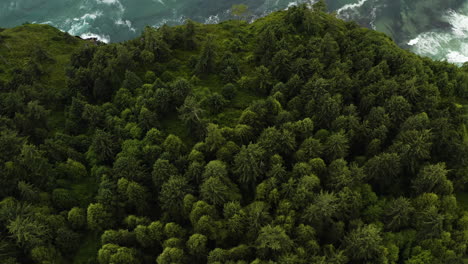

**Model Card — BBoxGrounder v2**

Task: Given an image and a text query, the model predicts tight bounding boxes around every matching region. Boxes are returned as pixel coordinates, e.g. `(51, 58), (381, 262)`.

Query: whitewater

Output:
(0, 0), (311, 43)
(407, 2), (468, 64)
(0, 0), (467, 65)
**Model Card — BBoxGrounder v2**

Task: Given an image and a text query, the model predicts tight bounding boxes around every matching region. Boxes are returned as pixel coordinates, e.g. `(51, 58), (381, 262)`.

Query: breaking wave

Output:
(336, 0), (380, 30)
(80, 32), (111, 43)
(115, 18), (136, 32)
(337, 0), (370, 19)
(204, 15), (220, 24)
(66, 11), (103, 38)
(6, 0), (468, 66)
(408, 4), (468, 65)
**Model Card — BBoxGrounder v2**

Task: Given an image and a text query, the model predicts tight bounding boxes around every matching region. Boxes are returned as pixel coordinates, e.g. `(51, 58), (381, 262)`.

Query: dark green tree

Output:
(87, 203), (114, 231)
(313, 0), (327, 12)
(324, 132), (349, 161)
(256, 225), (293, 258)
(343, 224), (385, 262)
(88, 129), (119, 165)
(234, 143), (266, 187)
(160, 176), (192, 219)
(195, 36), (217, 74)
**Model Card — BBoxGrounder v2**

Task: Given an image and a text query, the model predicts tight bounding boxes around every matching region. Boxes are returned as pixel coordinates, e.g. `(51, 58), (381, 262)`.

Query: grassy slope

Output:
(158, 19), (263, 145)
(0, 24), (86, 137)
(149, 13), (290, 144)
(0, 24), (85, 89)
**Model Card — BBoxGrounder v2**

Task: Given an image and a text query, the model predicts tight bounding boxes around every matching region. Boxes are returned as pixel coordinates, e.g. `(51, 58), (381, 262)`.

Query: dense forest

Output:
(0, 1), (467, 263)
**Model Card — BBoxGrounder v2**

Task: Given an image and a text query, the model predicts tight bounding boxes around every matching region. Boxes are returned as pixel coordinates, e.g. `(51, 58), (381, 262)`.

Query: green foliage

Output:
(234, 143), (266, 187)
(68, 207), (87, 230)
(160, 176), (192, 219)
(87, 203), (114, 231)
(157, 247), (185, 264)
(412, 163), (453, 195)
(201, 172), (241, 206)
(187, 233), (208, 257)
(55, 227), (80, 254)
(0, 5), (467, 264)
(7, 216), (51, 249)
(52, 188), (78, 210)
(313, 0), (327, 12)
(98, 244), (140, 264)
(221, 83), (237, 100)
(178, 96), (205, 131)
(256, 225), (293, 257)
(195, 35), (217, 74)
(31, 246), (61, 263)
(152, 159), (179, 191)
(343, 224), (385, 262)
(17, 181), (39, 202)
(88, 129), (119, 165)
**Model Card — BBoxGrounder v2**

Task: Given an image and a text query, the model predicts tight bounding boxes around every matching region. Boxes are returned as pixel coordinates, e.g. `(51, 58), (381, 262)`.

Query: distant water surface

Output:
(0, 0), (467, 64)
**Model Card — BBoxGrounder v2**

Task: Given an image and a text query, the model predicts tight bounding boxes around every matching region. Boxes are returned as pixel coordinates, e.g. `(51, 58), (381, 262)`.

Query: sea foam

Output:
(337, 0), (370, 19)
(67, 11), (103, 37)
(204, 15), (220, 24)
(407, 4), (468, 65)
(80, 32), (111, 43)
(446, 10), (468, 37)
(115, 19), (136, 32)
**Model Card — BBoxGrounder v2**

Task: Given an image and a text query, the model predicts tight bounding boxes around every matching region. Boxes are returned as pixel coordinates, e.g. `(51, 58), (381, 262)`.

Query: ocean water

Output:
(0, 0), (467, 64)
(0, 0), (309, 43)
(406, 1), (468, 64)
(334, 0), (468, 64)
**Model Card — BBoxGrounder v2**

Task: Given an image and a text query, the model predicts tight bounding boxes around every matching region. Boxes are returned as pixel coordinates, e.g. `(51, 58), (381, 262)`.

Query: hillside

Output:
(0, 24), (85, 99)
(0, 2), (467, 264)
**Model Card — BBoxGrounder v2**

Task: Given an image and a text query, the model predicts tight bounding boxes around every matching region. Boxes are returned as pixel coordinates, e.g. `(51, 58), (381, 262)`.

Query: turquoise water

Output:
(0, 0), (467, 64)
(334, 0), (468, 64)
(0, 0), (307, 42)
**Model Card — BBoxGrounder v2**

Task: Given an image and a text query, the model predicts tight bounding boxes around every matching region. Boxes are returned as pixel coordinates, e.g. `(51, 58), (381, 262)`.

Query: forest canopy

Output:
(0, 2), (467, 264)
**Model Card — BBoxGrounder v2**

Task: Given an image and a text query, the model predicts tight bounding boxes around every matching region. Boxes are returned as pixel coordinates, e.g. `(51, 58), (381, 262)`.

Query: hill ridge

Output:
(0, 4), (467, 264)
